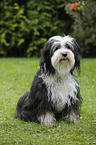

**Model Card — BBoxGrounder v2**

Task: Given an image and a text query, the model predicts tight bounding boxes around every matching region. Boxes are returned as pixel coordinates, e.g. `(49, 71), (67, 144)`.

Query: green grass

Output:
(0, 58), (96, 145)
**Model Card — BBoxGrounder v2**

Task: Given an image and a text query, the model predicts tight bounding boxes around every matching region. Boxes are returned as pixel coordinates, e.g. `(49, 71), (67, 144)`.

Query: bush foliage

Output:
(65, 0), (96, 57)
(0, 0), (96, 57)
(0, 1), (26, 56)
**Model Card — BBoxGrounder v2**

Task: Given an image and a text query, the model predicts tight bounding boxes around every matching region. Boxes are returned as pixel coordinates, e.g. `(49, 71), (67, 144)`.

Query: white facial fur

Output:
(51, 48), (75, 75)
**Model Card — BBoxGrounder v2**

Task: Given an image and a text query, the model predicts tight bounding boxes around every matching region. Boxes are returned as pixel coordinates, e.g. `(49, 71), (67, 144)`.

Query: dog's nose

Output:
(62, 53), (67, 58)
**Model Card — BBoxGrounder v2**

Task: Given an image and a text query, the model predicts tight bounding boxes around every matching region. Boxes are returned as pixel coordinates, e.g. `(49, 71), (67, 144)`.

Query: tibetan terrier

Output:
(15, 35), (82, 125)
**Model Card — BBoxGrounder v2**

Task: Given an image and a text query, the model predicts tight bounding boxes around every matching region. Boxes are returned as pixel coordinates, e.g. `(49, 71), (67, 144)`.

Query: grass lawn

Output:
(0, 58), (96, 145)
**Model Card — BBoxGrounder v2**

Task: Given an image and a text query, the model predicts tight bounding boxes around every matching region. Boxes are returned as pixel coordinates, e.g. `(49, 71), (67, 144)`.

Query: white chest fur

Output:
(42, 73), (79, 112)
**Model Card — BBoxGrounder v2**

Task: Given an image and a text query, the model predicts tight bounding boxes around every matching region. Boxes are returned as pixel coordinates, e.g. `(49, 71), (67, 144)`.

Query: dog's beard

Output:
(51, 48), (75, 75)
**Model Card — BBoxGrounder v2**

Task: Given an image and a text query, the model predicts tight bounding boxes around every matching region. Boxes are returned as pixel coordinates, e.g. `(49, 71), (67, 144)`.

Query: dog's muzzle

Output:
(60, 53), (68, 61)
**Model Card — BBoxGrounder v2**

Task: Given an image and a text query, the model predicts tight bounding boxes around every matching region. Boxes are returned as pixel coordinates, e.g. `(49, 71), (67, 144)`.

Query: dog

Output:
(15, 35), (82, 125)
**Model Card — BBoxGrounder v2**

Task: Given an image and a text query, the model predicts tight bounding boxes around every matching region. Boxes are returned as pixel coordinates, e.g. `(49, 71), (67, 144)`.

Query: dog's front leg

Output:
(65, 110), (80, 124)
(38, 112), (56, 125)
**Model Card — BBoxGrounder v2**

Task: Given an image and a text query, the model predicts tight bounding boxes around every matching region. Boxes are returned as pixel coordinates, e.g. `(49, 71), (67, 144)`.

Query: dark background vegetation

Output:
(0, 0), (96, 57)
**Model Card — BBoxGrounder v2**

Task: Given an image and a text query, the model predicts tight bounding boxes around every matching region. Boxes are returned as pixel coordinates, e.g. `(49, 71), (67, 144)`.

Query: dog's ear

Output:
(73, 40), (81, 73)
(66, 38), (81, 73)
(40, 40), (55, 74)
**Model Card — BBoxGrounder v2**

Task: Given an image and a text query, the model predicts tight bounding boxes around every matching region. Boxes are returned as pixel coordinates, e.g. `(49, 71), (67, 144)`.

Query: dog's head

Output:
(40, 35), (81, 75)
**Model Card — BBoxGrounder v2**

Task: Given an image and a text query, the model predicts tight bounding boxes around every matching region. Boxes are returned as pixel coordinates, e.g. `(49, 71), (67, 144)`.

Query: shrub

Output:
(0, 0), (73, 57)
(0, 1), (26, 57)
(65, 0), (96, 57)
(25, 0), (73, 57)
(1, 0), (95, 57)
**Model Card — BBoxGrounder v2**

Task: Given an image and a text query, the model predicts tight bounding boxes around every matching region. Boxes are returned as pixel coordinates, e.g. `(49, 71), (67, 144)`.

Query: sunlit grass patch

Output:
(0, 58), (96, 144)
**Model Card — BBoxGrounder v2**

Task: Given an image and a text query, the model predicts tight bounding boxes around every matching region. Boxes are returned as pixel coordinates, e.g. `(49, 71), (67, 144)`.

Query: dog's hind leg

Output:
(15, 92), (30, 119)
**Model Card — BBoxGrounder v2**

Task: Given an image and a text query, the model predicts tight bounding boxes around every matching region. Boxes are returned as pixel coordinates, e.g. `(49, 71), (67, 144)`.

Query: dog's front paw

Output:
(65, 112), (79, 124)
(38, 112), (56, 125)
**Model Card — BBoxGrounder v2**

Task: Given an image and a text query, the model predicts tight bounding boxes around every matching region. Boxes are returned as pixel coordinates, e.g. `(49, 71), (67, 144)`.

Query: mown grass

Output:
(0, 58), (96, 145)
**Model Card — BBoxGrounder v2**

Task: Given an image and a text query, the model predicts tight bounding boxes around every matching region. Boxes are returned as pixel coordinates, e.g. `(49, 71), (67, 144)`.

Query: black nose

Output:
(62, 53), (67, 58)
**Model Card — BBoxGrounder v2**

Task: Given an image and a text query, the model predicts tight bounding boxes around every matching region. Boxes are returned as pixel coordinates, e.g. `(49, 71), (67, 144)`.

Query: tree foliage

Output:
(23, 0), (73, 57)
(0, 0), (96, 57)
(0, 1), (26, 56)
(65, 0), (96, 57)
(0, 0), (73, 57)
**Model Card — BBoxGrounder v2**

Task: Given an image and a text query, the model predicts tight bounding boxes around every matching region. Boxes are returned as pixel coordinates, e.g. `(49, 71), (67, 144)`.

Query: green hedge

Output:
(25, 0), (73, 57)
(65, 0), (96, 57)
(0, 1), (26, 56)
(0, 0), (96, 57)
(0, 0), (73, 57)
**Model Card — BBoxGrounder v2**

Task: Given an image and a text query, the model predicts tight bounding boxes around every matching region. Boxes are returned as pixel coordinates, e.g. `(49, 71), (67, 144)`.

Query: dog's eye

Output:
(50, 42), (61, 55)
(66, 43), (74, 52)
(54, 44), (61, 52)
(50, 46), (60, 56)
(54, 47), (59, 52)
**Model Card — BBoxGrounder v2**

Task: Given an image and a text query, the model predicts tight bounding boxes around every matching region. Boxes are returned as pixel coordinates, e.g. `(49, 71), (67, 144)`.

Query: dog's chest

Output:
(43, 74), (78, 112)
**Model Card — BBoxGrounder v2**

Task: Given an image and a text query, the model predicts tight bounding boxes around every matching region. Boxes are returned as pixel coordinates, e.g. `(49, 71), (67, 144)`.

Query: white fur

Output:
(38, 112), (56, 125)
(49, 35), (74, 48)
(66, 111), (79, 123)
(42, 73), (79, 112)
(51, 48), (75, 75)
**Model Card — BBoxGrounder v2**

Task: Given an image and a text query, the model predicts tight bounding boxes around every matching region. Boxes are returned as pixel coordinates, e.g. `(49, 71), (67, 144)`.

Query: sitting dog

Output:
(15, 35), (82, 125)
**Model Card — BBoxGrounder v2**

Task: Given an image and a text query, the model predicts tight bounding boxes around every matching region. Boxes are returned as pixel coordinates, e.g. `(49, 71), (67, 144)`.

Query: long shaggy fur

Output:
(15, 35), (82, 125)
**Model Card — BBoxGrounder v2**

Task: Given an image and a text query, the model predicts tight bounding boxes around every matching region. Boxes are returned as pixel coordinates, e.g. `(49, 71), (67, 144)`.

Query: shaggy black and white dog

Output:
(15, 35), (82, 125)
